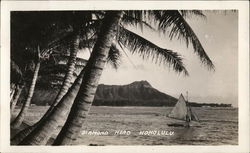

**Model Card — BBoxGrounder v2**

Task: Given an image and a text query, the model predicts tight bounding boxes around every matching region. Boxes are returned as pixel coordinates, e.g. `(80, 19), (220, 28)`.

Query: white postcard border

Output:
(1, 1), (249, 153)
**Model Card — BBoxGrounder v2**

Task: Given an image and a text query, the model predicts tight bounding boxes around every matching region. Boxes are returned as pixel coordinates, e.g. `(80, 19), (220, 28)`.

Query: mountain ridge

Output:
(27, 80), (177, 106)
(93, 80), (177, 106)
(25, 80), (232, 107)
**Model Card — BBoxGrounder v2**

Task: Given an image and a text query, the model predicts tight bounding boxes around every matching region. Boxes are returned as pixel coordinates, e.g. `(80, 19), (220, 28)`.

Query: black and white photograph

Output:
(0, 1), (249, 153)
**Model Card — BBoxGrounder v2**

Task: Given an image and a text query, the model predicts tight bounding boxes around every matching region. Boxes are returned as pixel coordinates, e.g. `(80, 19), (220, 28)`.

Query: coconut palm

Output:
(10, 11), (66, 107)
(10, 84), (25, 113)
(16, 10), (213, 145)
(11, 38), (122, 145)
(11, 11), (121, 144)
(10, 11), (67, 127)
(10, 51), (40, 115)
(10, 50), (43, 115)
(11, 46), (41, 129)
(18, 11), (123, 145)
(10, 60), (25, 112)
(10, 11), (94, 129)
(14, 43), (124, 145)
(10, 35), (83, 143)
(10, 61), (21, 99)
(53, 10), (214, 145)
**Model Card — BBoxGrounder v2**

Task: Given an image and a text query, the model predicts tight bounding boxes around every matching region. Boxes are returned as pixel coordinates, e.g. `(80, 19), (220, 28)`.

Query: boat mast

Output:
(186, 91), (191, 124)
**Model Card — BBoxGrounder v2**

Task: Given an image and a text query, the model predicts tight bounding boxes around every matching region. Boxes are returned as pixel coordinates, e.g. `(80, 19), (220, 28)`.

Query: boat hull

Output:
(167, 123), (189, 127)
(167, 120), (200, 127)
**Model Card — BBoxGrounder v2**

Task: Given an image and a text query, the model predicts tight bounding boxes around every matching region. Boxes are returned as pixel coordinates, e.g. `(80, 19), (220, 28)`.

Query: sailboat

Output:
(167, 93), (199, 127)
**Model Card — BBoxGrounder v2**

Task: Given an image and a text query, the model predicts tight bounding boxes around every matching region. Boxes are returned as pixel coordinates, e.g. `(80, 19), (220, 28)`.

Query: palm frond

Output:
(78, 19), (101, 49)
(41, 31), (75, 59)
(58, 55), (88, 66)
(79, 37), (97, 49)
(11, 60), (23, 84)
(179, 10), (206, 19)
(74, 65), (85, 72)
(39, 64), (67, 75)
(122, 13), (155, 31)
(123, 10), (157, 32)
(37, 74), (64, 89)
(107, 44), (122, 69)
(124, 11), (148, 23)
(117, 27), (189, 75)
(153, 10), (214, 69)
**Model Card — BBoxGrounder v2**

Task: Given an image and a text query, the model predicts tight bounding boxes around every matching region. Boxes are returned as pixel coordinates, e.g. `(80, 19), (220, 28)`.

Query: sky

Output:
(80, 11), (238, 106)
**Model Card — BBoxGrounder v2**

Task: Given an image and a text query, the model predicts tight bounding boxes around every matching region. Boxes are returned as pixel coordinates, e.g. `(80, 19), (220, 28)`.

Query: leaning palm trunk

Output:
(19, 67), (86, 145)
(19, 11), (122, 146)
(53, 35), (79, 105)
(11, 37), (80, 145)
(53, 11), (123, 145)
(11, 84), (25, 113)
(11, 62), (40, 129)
(10, 83), (16, 101)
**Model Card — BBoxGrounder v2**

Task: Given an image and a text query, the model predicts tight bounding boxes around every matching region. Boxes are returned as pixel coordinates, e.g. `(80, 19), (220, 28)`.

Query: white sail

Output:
(189, 107), (199, 121)
(168, 93), (199, 122)
(168, 94), (188, 120)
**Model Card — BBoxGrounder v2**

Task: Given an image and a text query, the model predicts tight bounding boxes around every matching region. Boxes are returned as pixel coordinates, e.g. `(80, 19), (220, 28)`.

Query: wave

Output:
(200, 119), (238, 124)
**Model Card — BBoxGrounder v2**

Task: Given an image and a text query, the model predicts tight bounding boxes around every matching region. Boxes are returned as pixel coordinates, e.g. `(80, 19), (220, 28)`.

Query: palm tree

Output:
(11, 46), (41, 129)
(18, 11), (123, 145)
(10, 10), (91, 125)
(16, 10), (214, 145)
(10, 61), (21, 99)
(11, 45), (122, 144)
(10, 11), (92, 144)
(10, 11), (70, 127)
(10, 84), (25, 113)
(10, 11), (66, 112)
(11, 36), (121, 145)
(10, 33), (83, 143)
(53, 10), (214, 145)
(31, 34), (80, 128)
(11, 11), (122, 144)
(10, 60), (25, 112)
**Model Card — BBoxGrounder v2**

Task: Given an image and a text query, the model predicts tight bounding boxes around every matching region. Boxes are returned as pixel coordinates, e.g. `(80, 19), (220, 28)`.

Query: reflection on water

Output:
(174, 127), (197, 140)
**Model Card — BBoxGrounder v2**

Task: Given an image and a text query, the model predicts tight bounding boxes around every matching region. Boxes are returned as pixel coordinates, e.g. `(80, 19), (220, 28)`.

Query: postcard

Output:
(1, 1), (249, 153)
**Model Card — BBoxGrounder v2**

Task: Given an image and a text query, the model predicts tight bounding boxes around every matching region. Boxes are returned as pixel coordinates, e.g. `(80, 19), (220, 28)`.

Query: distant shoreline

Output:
(27, 103), (234, 108)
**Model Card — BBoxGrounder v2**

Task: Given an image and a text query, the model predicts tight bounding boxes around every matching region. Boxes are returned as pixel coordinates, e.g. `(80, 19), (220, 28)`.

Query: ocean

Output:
(12, 106), (238, 145)
(75, 106), (238, 145)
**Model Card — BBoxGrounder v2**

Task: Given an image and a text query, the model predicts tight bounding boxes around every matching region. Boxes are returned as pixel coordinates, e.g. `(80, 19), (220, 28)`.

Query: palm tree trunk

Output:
(11, 62), (40, 129)
(31, 35), (79, 127)
(11, 122), (33, 145)
(11, 38), (80, 145)
(53, 35), (79, 105)
(19, 11), (122, 146)
(11, 84), (25, 113)
(10, 83), (16, 101)
(19, 67), (86, 145)
(53, 11), (123, 145)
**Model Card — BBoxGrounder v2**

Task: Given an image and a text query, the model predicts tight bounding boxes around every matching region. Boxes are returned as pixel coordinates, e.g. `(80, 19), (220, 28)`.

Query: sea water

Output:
(12, 106), (238, 145)
(77, 106), (238, 145)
